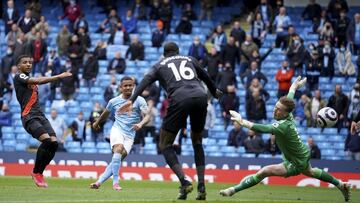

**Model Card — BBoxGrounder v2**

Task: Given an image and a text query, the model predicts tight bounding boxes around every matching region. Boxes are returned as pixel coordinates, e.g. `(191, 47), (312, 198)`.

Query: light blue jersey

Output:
(106, 95), (148, 138)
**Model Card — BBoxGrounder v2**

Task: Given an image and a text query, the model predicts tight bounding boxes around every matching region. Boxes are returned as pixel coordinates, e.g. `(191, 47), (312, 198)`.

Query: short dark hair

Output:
(120, 76), (134, 84)
(163, 42), (179, 57)
(16, 55), (31, 66)
(279, 96), (295, 113)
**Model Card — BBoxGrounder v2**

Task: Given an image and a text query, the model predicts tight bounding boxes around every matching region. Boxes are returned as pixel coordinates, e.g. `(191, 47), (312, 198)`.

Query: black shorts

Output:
(162, 96), (207, 134)
(22, 116), (56, 139)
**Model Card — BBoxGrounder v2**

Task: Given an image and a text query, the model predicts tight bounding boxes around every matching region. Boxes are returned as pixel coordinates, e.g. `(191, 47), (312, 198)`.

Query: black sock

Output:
(193, 144), (205, 188)
(162, 146), (187, 185)
(33, 139), (52, 174)
(41, 141), (58, 171)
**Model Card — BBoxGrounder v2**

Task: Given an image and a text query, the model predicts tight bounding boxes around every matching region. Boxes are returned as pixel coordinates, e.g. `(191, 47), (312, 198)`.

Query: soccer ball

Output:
(316, 107), (338, 128)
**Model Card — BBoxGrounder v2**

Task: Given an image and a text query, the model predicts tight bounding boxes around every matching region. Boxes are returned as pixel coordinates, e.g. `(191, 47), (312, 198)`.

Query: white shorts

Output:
(110, 127), (134, 154)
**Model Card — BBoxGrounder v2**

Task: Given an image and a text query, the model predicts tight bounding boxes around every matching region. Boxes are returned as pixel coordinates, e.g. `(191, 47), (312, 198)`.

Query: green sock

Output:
(234, 174), (263, 192)
(312, 168), (340, 187)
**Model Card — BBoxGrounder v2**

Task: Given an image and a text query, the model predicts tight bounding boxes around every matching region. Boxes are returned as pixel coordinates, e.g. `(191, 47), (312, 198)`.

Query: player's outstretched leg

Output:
(159, 129), (193, 200)
(90, 162), (113, 189)
(303, 166), (351, 202)
(191, 131), (206, 200)
(220, 163), (287, 197)
(111, 145), (123, 191)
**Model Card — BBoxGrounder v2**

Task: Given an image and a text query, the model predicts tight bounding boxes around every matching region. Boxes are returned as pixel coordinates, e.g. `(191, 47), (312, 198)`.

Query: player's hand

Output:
(59, 72), (72, 78)
(117, 101), (133, 114)
(229, 110), (242, 124)
(291, 76), (307, 91)
(214, 89), (223, 99)
(92, 122), (100, 131)
(132, 123), (142, 131)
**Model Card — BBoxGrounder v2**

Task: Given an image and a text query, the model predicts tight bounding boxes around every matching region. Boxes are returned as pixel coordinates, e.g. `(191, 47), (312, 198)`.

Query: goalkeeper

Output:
(220, 76), (351, 202)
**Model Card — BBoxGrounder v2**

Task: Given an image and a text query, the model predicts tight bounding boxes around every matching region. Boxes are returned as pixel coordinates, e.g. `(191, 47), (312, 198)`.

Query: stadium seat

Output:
(15, 143), (27, 151)
(1, 126), (13, 134)
(224, 153), (240, 157)
(98, 148), (111, 154)
(82, 141), (95, 148)
(83, 148), (97, 153)
(67, 148), (82, 153)
(16, 133), (30, 143)
(208, 152), (223, 157)
(182, 151), (193, 156)
(3, 140), (16, 151)
(2, 133), (14, 140)
(241, 153), (256, 158)
(96, 142), (110, 149)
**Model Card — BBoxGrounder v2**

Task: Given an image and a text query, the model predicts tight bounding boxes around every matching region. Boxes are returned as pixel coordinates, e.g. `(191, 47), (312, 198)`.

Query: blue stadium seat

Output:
(317, 142), (330, 149)
(3, 140), (16, 151)
(306, 128), (321, 135)
(98, 148), (111, 154)
(66, 141), (81, 149)
(83, 148), (97, 153)
(221, 146), (236, 153)
(321, 149), (336, 156)
(205, 146), (219, 152)
(236, 147), (246, 153)
(15, 143), (27, 151)
(16, 133), (30, 142)
(67, 148), (82, 153)
(1, 126), (13, 133)
(96, 142), (110, 149)
(2, 133), (13, 140)
(224, 153), (240, 157)
(217, 139), (227, 146)
(144, 137), (153, 144)
(82, 141), (95, 148)
(208, 152), (223, 157)
(241, 153), (256, 158)
(144, 143), (156, 150)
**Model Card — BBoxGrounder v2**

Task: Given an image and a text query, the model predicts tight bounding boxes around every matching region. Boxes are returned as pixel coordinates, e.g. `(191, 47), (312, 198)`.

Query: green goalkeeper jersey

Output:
(251, 92), (310, 166)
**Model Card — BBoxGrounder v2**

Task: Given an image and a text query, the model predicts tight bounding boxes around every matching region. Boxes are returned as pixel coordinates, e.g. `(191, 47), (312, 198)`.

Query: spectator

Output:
(304, 90), (326, 127)
(348, 83), (360, 122)
(345, 119), (360, 161)
(246, 78), (270, 102)
(94, 40), (107, 60)
(204, 46), (222, 82)
(104, 75), (118, 103)
(123, 10), (137, 34)
(188, 36), (207, 65)
(227, 122), (247, 148)
(89, 102), (105, 143)
(30, 31), (47, 75)
(221, 36), (239, 70)
(320, 22), (336, 45)
(182, 3), (197, 20)
(319, 40), (336, 79)
(0, 103), (12, 139)
(273, 6), (292, 48)
(216, 62), (237, 93)
(305, 50), (322, 91)
(48, 109), (67, 151)
(59, 0), (82, 31)
(134, 100), (158, 149)
(202, 99), (216, 138)
(126, 36), (145, 61)
(199, 0), (215, 21)
(107, 21), (130, 45)
(25, 27), (37, 42)
(357, 56), (360, 83)
(301, 0), (321, 22)
(59, 61), (79, 101)
(211, 24), (227, 52)
(67, 34), (85, 75)
(35, 72), (50, 110)
(294, 94), (310, 126)
(35, 16), (49, 35)
(77, 27), (91, 50)
(230, 21), (246, 47)
(42, 49), (61, 77)
(246, 89), (267, 123)
(336, 43), (356, 77)
(3, 0), (19, 35)
(175, 16), (192, 34)
(158, 0), (173, 34)
(6, 24), (22, 47)
(287, 35), (307, 76)
(25, 0), (41, 22)
(107, 51), (126, 74)
(327, 0), (348, 20)
(281, 26), (298, 51)
(73, 13), (89, 33)
(265, 134), (280, 156)
(131, 0), (147, 20)
(17, 9), (37, 34)
(83, 52), (99, 88)
(334, 10), (350, 47)
(0, 75), (12, 108)
(244, 130), (265, 156)
(347, 13), (360, 55)
(275, 60), (294, 98)
(254, 0), (274, 31)
(56, 25), (71, 57)
(307, 137), (321, 159)
(151, 20), (165, 48)
(96, 8), (121, 33)
(220, 85), (240, 130)
(245, 48), (273, 72)
(149, 0), (161, 21)
(248, 12), (267, 48)
(328, 85), (349, 132)
(240, 35), (258, 76)
(141, 83), (160, 106)
(12, 33), (28, 65)
(160, 95), (169, 119)
(313, 9), (330, 34)
(241, 61), (268, 88)
(1, 46), (14, 78)
(69, 112), (86, 142)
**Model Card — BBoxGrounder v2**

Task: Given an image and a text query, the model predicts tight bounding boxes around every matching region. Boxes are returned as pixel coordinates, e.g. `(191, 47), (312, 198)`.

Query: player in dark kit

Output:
(14, 55), (72, 188)
(119, 42), (222, 200)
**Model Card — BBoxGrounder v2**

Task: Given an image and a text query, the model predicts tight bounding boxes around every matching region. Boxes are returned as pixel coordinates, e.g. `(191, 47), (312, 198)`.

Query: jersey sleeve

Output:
(105, 100), (114, 113)
(130, 66), (158, 103)
(287, 91), (295, 100)
(137, 97), (149, 114)
(191, 57), (217, 96)
(251, 122), (284, 135)
(16, 73), (30, 85)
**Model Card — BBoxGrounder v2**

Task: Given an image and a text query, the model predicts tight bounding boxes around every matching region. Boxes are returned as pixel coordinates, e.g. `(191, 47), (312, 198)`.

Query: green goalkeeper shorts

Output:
(282, 158), (310, 177)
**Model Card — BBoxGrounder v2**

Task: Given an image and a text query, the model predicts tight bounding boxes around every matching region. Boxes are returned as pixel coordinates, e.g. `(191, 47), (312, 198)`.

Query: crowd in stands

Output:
(0, 0), (359, 161)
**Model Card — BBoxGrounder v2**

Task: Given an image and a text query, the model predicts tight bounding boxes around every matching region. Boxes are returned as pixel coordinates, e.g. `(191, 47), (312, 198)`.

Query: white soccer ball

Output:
(316, 107), (338, 128)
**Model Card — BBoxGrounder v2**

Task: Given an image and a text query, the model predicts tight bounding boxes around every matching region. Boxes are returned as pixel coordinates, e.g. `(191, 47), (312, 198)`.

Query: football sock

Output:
(33, 138), (52, 174)
(97, 162), (113, 184)
(312, 168), (340, 187)
(162, 146), (187, 185)
(234, 174), (263, 192)
(111, 153), (121, 185)
(193, 144), (205, 188)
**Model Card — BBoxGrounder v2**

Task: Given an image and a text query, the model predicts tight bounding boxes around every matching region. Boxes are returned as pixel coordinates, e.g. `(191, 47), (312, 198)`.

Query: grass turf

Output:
(0, 176), (359, 203)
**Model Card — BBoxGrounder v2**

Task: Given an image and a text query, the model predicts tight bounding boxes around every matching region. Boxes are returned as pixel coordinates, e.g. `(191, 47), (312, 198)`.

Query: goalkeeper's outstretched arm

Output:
(287, 76), (307, 99)
(229, 110), (274, 134)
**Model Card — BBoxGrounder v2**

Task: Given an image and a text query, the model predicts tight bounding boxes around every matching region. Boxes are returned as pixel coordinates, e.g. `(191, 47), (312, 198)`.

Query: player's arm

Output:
(287, 76), (307, 99)
(24, 72), (72, 85)
(92, 109), (110, 131)
(229, 110), (277, 134)
(132, 107), (151, 131)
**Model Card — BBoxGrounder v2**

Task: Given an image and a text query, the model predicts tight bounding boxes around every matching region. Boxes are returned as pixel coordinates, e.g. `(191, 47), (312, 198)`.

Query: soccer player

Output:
(118, 42), (222, 200)
(220, 76), (351, 202)
(90, 76), (150, 190)
(14, 55), (72, 187)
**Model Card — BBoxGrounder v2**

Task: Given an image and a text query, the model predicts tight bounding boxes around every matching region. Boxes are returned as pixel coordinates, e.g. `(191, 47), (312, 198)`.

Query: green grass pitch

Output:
(0, 176), (359, 203)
